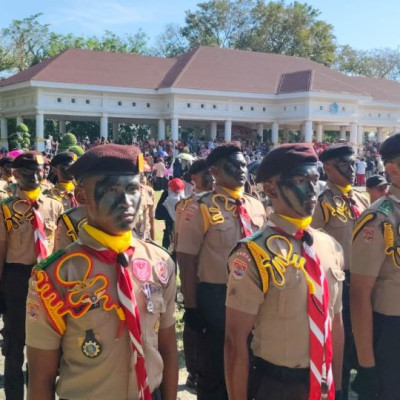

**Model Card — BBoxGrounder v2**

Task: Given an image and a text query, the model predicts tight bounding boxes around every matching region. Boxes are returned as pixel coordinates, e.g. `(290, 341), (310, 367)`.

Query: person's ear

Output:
(263, 179), (278, 199)
(74, 184), (86, 206)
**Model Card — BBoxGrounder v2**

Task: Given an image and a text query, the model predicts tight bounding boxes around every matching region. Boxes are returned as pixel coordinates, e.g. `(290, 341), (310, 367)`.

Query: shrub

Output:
(68, 145), (84, 157)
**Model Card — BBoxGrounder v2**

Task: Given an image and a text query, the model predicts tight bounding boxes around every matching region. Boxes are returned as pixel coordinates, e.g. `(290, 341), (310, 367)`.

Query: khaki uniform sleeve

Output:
(226, 244), (264, 315)
(159, 257), (176, 329)
(54, 217), (71, 251)
(311, 200), (326, 230)
(25, 272), (62, 350)
(351, 212), (385, 277)
(176, 201), (205, 255)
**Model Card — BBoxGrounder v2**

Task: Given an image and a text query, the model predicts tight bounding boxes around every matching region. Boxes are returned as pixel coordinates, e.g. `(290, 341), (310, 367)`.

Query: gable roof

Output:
(0, 46), (397, 102)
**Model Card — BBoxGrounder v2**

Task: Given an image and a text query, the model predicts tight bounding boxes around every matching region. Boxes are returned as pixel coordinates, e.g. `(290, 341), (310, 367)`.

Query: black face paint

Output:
(58, 161), (75, 182)
(220, 152), (248, 188)
(333, 155), (356, 184)
(16, 166), (44, 191)
(200, 169), (213, 191)
(278, 164), (320, 217)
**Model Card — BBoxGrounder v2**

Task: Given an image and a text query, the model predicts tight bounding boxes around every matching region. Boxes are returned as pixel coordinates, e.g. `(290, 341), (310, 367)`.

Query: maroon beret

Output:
(12, 151), (44, 169)
(319, 143), (354, 163)
(256, 143), (318, 183)
(206, 143), (242, 167)
(68, 144), (140, 179)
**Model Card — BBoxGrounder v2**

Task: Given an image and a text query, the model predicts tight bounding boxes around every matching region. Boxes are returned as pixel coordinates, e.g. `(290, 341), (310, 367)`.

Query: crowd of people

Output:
(0, 133), (398, 400)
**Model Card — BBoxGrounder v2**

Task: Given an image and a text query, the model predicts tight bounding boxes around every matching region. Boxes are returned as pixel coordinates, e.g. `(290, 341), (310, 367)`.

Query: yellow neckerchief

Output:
(58, 181), (75, 193)
(23, 187), (41, 202)
(335, 184), (352, 195)
(278, 214), (312, 231)
(83, 224), (132, 254)
(220, 186), (244, 200)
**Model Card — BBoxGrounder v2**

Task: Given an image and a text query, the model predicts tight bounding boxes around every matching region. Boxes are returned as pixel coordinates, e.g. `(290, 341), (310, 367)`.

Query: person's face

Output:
(325, 154), (356, 186)
(1, 162), (12, 176)
(269, 164), (320, 218)
(14, 165), (44, 190)
(367, 185), (389, 203)
(192, 169), (213, 192)
(54, 161), (75, 182)
(79, 174), (141, 235)
(43, 165), (50, 179)
(212, 152), (247, 189)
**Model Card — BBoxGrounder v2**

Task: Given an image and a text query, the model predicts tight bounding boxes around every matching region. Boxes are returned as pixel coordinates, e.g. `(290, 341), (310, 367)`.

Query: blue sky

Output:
(0, 0), (399, 50)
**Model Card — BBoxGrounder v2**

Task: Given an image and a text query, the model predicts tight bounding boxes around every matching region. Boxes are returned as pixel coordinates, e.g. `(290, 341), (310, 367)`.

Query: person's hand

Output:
(183, 308), (207, 332)
(351, 366), (380, 398)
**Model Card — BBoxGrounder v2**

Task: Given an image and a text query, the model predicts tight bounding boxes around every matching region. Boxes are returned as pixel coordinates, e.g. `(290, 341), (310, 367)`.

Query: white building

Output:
(1, 46), (400, 151)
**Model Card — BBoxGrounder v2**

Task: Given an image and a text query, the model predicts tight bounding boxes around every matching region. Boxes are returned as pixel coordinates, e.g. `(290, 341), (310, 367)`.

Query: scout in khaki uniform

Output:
(312, 143), (369, 399)
(174, 158), (213, 389)
(225, 143), (345, 400)
(0, 156), (15, 196)
(44, 151), (78, 210)
(134, 174), (155, 240)
(54, 205), (87, 250)
(177, 144), (265, 400)
(26, 144), (178, 400)
(351, 133), (400, 400)
(40, 156), (54, 191)
(0, 151), (63, 400)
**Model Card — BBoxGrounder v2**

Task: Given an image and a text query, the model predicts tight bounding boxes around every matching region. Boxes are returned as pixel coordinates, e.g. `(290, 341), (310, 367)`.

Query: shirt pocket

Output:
(143, 295), (166, 347)
(208, 220), (236, 248)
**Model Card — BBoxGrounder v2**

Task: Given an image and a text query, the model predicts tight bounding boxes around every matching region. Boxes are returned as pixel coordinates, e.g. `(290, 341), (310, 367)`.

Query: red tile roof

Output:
(0, 46), (397, 102)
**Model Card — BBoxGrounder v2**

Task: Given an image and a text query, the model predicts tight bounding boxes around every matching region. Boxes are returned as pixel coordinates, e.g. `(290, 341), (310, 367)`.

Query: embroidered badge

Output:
(378, 200), (393, 217)
(154, 318), (160, 333)
(81, 329), (102, 358)
(232, 259), (247, 280)
(155, 261), (169, 284)
(131, 258), (151, 282)
(184, 203), (198, 222)
(362, 227), (375, 243)
(27, 299), (40, 321)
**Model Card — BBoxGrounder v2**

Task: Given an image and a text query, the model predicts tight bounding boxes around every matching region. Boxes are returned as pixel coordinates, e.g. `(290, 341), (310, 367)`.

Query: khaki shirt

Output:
(0, 177), (14, 193)
(134, 185), (155, 240)
(226, 213), (344, 368)
(26, 230), (176, 400)
(351, 184), (400, 316)
(177, 185), (266, 284)
(0, 189), (63, 265)
(55, 206), (87, 250)
(44, 183), (76, 211)
(312, 181), (369, 268)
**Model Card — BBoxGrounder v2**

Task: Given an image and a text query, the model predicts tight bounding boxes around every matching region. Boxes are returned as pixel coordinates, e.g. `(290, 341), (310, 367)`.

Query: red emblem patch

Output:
(131, 258), (151, 282)
(362, 227), (375, 243)
(155, 261), (169, 284)
(232, 259), (247, 280)
(27, 300), (40, 321)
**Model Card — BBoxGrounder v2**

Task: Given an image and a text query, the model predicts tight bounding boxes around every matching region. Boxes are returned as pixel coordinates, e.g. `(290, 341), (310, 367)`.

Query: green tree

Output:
(238, 1), (336, 65)
(153, 23), (189, 57)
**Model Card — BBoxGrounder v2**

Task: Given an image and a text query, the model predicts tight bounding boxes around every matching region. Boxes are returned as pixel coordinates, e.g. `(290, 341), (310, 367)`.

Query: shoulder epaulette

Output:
(145, 239), (172, 257)
(35, 249), (66, 270)
(0, 196), (14, 205)
(352, 212), (377, 242)
(195, 191), (212, 203)
(239, 230), (263, 244)
(377, 199), (393, 217)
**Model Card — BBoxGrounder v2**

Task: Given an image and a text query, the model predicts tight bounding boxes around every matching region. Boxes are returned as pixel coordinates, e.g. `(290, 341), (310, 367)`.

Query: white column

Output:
(350, 123), (357, 146)
(377, 127), (383, 143)
(59, 120), (66, 135)
(257, 123), (264, 142)
(340, 125), (347, 140)
(112, 123), (119, 141)
(158, 119), (166, 140)
(0, 118), (8, 150)
(36, 112), (45, 152)
(271, 122), (279, 145)
(16, 116), (23, 126)
(171, 118), (179, 141)
(357, 125), (364, 145)
(210, 121), (217, 140)
(316, 122), (323, 142)
(224, 120), (232, 142)
(100, 115), (108, 139)
(303, 120), (313, 143)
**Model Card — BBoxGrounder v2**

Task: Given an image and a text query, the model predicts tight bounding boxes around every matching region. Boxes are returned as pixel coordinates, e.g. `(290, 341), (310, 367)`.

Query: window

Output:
(251, 106), (254, 111)
(201, 104), (204, 108)
(240, 106), (243, 110)
(283, 106), (287, 111)
(342, 107), (346, 111)
(57, 98), (62, 103)
(378, 113), (381, 118)
(118, 101), (122, 106)
(147, 103), (150, 108)
(369, 113), (372, 117)
(132, 102), (136, 107)
(71, 98), (75, 104)
(263, 107), (266, 112)
(86, 99), (90, 104)
(320, 106), (323, 110)
(294, 106), (297, 111)
(187, 103), (191, 108)
(388, 113), (391, 118)
(213, 104), (217, 109)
